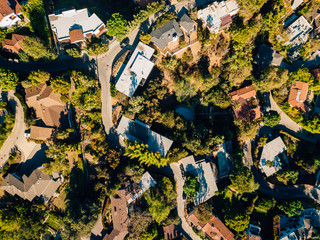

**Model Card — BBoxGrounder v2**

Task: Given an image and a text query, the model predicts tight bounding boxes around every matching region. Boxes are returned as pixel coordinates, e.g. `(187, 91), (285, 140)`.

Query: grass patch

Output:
(53, 188), (67, 211)
(46, 213), (64, 231)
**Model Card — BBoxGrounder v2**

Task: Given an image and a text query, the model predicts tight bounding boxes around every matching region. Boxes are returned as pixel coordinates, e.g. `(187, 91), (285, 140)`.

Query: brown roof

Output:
(229, 85), (256, 101)
(310, 68), (320, 79)
(163, 224), (178, 240)
(0, 0), (21, 21)
(221, 15), (232, 26)
(25, 83), (67, 128)
(30, 126), (54, 141)
(288, 81), (309, 113)
(69, 29), (84, 43)
(95, 25), (106, 37)
(245, 233), (261, 240)
(103, 190), (129, 240)
(203, 216), (235, 240)
(188, 212), (206, 229)
(2, 34), (25, 54)
(125, 182), (142, 202)
(1, 169), (61, 201)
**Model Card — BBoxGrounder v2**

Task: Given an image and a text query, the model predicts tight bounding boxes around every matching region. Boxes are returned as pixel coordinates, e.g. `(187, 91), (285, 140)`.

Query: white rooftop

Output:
(179, 156), (218, 205)
(260, 137), (287, 177)
(116, 42), (155, 97)
(117, 116), (173, 157)
(286, 16), (312, 49)
(197, 0), (239, 33)
(292, 0), (304, 10)
(48, 8), (104, 40)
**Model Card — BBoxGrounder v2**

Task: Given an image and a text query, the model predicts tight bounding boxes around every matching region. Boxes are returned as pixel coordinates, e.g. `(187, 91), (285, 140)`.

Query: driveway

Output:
(0, 91), (39, 168)
(170, 163), (201, 240)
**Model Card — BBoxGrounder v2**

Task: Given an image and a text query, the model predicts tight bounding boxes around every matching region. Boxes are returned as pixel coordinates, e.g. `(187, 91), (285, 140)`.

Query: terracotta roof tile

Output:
(288, 81), (309, 113)
(221, 15), (232, 26)
(2, 34), (26, 53)
(229, 85), (256, 101)
(205, 216), (235, 240)
(69, 29), (84, 43)
(163, 224), (178, 240)
(0, 0), (21, 21)
(30, 126), (54, 141)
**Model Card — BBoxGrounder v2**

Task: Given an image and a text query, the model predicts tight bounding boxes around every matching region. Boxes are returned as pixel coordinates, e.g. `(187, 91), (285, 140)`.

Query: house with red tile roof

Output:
(188, 211), (235, 240)
(288, 81), (309, 113)
(2, 33), (25, 54)
(229, 85), (261, 122)
(163, 224), (179, 240)
(0, 0), (21, 28)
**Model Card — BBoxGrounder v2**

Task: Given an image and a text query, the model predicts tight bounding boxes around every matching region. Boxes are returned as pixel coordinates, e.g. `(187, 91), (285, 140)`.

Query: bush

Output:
(110, 83), (116, 97)
(263, 110), (281, 127)
(278, 200), (303, 217)
(183, 172), (200, 198)
(85, 38), (109, 56)
(22, 36), (57, 61)
(66, 47), (81, 58)
(139, 33), (152, 44)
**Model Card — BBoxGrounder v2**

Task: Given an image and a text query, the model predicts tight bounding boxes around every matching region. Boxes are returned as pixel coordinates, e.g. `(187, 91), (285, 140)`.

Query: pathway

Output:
(0, 91), (39, 168)
(170, 163), (201, 240)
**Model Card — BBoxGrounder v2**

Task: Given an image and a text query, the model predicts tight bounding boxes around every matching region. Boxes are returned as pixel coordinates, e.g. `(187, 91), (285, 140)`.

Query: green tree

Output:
(230, 167), (259, 195)
(22, 36), (57, 61)
(278, 201), (303, 217)
(237, 0), (268, 20)
(147, 198), (170, 223)
(0, 68), (18, 91)
(0, 202), (46, 240)
(106, 13), (128, 40)
(44, 144), (70, 176)
(0, 101), (7, 110)
(153, 12), (177, 29)
(224, 204), (250, 232)
(66, 47), (81, 58)
(255, 197), (276, 213)
(84, 38), (109, 56)
(263, 110), (281, 127)
(183, 173), (200, 198)
(276, 170), (299, 185)
(139, 32), (152, 44)
(125, 141), (169, 167)
(237, 122), (259, 142)
(0, 28), (7, 43)
(289, 68), (314, 85)
(50, 76), (71, 101)
(254, 67), (289, 92)
(140, 226), (158, 240)
(22, 70), (50, 88)
(204, 88), (231, 108)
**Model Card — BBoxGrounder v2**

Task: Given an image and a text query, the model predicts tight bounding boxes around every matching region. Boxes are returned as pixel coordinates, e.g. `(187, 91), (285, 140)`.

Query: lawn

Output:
(53, 0), (137, 22)
(53, 188), (67, 211)
(46, 213), (65, 231)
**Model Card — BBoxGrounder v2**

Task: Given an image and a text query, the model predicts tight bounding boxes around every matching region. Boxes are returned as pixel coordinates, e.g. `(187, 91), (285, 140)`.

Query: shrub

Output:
(66, 47), (81, 58)
(263, 110), (281, 127)
(85, 38), (109, 56)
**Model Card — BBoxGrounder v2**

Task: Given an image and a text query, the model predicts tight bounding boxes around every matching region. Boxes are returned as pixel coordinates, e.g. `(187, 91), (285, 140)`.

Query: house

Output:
(246, 224), (261, 240)
(115, 42), (155, 97)
(188, 211), (235, 240)
(0, 0), (21, 28)
(179, 156), (218, 205)
(291, 0), (304, 10)
(1, 169), (62, 202)
(125, 172), (157, 204)
(25, 83), (69, 141)
(215, 141), (233, 180)
(116, 116), (173, 157)
(285, 16), (313, 59)
(288, 81), (309, 113)
(48, 9), (105, 47)
(229, 85), (261, 122)
(307, 8), (320, 37)
(103, 190), (129, 240)
(163, 224), (179, 240)
(253, 44), (284, 67)
(151, 13), (197, 56)
(197, 0), (239, 34)
(2, 33), (25, 54)
(279, 208), (320, 240)
(260, 137), (287, 177)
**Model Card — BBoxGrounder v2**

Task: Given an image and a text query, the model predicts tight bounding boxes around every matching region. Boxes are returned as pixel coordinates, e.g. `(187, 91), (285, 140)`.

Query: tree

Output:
(84, 38), (109, 56)
(139, 33), (152, 44)
(44, 144), (70, 176)
(203, 88), (231, 108)
(254, 67), (289, 92)
(140, 226), (158, 240)
(50, 76), (71, 101)
(66, 47), (81, 58)
(106, 13), (128, 39)
(0, 202), (46, 240)
(21, 36), (57, 61)
(276, 170), (299, 185)
(278, 201), (303, 217)
(289, 68), (314, 85)
(229, 167), (259, 195)
(153, 12), (177, 29)
(147, 198), (170, 223)
(224, 203), (250, 232)
(263, 110), (281, 127)
(255, 197), (276, 213)
(22, 70), (50, 88)
(183, 173), (200, 198)
(0, 68), (18, 91)
(237, 122), (259, 142)
(125, 142), (170, 167)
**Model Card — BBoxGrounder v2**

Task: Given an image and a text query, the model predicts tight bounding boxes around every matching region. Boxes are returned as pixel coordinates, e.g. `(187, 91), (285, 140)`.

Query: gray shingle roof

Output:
(179, 13), (195, 33)
(151, 19), (183, 51)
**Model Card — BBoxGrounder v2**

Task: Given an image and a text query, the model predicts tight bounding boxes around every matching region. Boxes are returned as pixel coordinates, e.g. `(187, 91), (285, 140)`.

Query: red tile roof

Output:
(163, 224), (178, 240)
(2, 33), (25, 54)
(0, 0), (21, 21)
(288, 81), (309, 113)
(229, 85), (256, 101)
(203, 216), (235, 240)
(69, 29), (84, 43)
(221, 15), (232, 26)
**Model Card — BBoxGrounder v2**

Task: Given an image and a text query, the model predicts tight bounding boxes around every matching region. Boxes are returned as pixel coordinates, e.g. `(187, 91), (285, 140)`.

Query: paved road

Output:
(265, 92), (320, 143)
(0, 91), (39, 168)
(170, 163), (201, 240)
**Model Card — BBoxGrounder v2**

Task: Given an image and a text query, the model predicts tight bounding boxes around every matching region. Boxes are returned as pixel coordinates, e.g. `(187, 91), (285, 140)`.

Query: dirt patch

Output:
(67, 152), (78, 171)
(174, 41), (202, 60)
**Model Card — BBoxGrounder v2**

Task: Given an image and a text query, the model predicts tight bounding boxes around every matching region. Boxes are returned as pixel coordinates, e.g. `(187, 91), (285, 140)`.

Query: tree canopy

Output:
(21, 36), (57, 61)
(263, 110), (281, 127)
(229, 167), (259, 195)
(106, 13), (128, 39)
(183, 173), (200, 198)
(278, 200), (303, 217)
(0, 68), (18, 91)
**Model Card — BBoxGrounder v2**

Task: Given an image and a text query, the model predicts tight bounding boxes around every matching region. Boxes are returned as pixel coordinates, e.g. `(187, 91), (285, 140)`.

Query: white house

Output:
(0, 0), (22, 29)
(115, 42), (155, 97)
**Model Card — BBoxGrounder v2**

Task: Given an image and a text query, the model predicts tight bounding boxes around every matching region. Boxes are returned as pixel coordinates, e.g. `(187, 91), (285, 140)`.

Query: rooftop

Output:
(115, 42), (155, 97)
(30, 126), (54, 141)
(179, 13), (195, 33)
(151, 19), (183, 51)
(179, 156), (218, 205)
(48, 8), (104, 41)
(117, 116), (173, 157)
(288, 81), (309, 113)
(163, 224), (178, 240)
(2, 33), (25, 54)
(260, 137), (287, 177)
(253, 44), (284, 67)
(0, 0), (21, 22)
(216, 141), (233, 180)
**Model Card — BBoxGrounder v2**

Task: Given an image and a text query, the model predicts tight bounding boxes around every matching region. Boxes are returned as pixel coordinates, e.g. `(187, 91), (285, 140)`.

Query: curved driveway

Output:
(0, 91), (39, 168)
